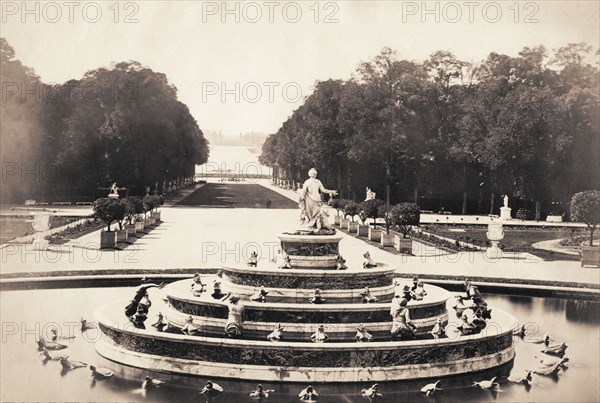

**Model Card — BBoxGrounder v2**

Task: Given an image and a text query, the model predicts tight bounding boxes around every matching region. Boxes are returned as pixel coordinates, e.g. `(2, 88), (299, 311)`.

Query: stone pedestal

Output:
(499, 207), (512, 220)
(277, 233), (343, 269)
(32, 213), (51, 250)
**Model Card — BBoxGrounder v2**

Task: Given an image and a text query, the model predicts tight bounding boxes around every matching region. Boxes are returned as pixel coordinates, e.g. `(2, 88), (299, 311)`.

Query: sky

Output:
(2, 1), (599, 135)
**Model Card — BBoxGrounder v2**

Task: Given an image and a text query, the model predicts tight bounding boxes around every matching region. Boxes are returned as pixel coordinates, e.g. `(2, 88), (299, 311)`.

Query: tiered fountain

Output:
(95, 171), (517, 383)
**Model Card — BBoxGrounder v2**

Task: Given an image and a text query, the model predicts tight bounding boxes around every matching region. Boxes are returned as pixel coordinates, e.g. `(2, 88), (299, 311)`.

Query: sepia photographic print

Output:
(1, 1), (599, 402)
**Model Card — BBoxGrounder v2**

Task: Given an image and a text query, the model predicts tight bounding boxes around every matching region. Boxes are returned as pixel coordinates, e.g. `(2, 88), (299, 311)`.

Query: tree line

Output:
(0, 38), (209, 203)
(260, 45), (599, 217)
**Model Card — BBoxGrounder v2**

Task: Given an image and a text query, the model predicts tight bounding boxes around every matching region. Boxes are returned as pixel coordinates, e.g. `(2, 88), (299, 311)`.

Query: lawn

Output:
(427, 226), (585, 261)
(176, 183), (298, 209)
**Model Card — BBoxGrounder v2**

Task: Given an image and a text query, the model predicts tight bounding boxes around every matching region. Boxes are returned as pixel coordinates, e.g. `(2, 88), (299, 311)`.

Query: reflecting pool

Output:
(0, 288), (598, 402)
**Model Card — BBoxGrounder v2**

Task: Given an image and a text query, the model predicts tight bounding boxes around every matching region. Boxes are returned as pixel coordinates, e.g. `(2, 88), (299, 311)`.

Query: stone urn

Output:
(486, 221), (504, 259)
(32, 212), (51, 249)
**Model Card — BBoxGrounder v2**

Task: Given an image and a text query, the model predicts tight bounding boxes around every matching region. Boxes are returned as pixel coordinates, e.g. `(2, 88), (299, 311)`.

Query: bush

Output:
(118, 198), (135, 228)
(391, 203), (421, 238)
(142, 195), (157, 216)
(93, 198), (121, 231)
(331, 199), (350, 216)
(128, 196), (145, 219)
(343, 202), (360, 222)
(570, 190), (600, 246)
(360, 199), (383, 226)
(378, 204), (393, 234)
(516, 208), (530, 220)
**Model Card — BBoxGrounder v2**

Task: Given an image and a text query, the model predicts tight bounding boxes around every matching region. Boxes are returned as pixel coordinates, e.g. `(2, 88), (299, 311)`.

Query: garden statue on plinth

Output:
(365, 187), (376, 201)
(500, 195), (512, 220)
(486, 220), (504, 259)
(108, 183), (119, 199)
(296, 168), (338, 234)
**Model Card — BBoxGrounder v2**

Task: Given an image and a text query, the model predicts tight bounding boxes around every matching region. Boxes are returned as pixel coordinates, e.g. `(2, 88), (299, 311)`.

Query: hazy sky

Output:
(2, 1), (599, 135)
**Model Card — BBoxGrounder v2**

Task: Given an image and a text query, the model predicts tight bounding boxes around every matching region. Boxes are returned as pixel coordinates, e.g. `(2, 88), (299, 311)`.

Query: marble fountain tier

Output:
(95, 231), (517, 383)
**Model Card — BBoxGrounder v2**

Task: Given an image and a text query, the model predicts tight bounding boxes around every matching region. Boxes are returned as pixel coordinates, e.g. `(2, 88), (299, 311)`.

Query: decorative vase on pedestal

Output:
(32, 213), (51, 250)
(499, 195), (512, 220)
(486, 221), (504, 259)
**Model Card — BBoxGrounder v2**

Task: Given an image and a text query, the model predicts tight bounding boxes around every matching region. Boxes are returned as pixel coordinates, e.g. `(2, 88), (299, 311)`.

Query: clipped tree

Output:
(142, 195), (157, 217)
(93, 198), (120, 231)
(332, 199), (350, 217)
(570, 190), (600, 246)
(391, 203), (421, 238)
(128, 196), (145, 221)
(343, 201), (360, 222)
(360, 199), (384, 227)
(118, 198), (135, 229)
(378, 204), (393, 235)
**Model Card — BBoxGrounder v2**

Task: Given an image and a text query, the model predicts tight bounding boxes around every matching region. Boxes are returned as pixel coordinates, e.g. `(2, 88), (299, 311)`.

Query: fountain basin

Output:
(95, 302), (516, 382)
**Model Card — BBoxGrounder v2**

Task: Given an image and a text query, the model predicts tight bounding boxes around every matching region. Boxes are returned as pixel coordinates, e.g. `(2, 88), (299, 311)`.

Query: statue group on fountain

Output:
(296, 168), (338, 234)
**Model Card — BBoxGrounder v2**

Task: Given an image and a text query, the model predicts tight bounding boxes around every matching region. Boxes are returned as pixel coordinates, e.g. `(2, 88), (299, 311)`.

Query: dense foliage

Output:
(261, 45), (599, 217)
(1, 38), (209, 203)
(391, 203), (421, 238)
(570, 190), (600, 246)
(93, 198), (121, 231)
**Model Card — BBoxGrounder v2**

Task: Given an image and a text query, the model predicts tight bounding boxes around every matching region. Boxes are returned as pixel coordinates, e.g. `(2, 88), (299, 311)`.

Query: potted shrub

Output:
(122, 198), (137, 238)
(113, 199), (128, 244)
(93, 198), (119, 249)
(143, 195), (157, 227)
(356, 203), (369, 237)
(391, 203), (421, 253)
(570, 190), (600, 267)
(329, 198), (344, 226)
(378, 205), (395, 247)
(115, 198), (136, 244)
(153, 195), (164, 222)
(128, 196), (145, 236)
(344, 201), (360, 231)
(362, 199), (384, 241)
(338, 199), (352, 228)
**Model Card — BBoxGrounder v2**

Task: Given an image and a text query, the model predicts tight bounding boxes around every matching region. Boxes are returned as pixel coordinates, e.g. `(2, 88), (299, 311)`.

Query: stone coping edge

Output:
(1, 269), (598, 298)
(95, 340), (515, 383)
